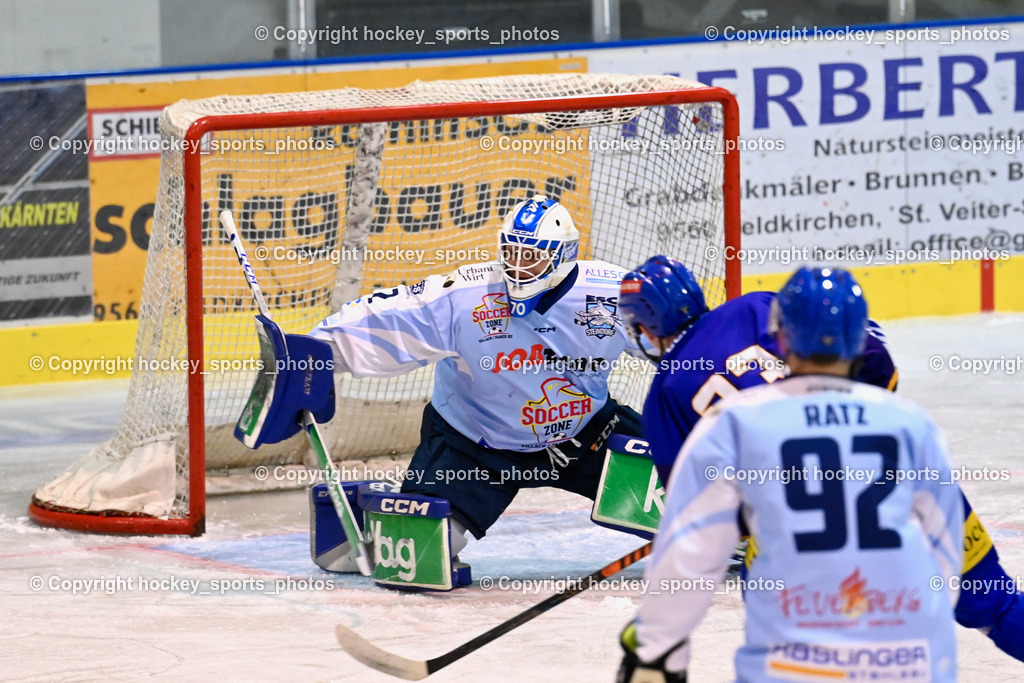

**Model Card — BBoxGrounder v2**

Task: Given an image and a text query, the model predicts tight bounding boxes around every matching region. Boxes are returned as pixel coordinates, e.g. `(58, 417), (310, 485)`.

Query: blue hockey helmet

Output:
(770, 267), (868, 361)
(619, 255), (708, 340)
(498, 195), (579, 317)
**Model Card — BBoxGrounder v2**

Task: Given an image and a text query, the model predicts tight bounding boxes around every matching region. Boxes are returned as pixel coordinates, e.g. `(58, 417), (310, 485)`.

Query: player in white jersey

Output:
(255, 195), (646, 586)
(618, 267), (964, 682)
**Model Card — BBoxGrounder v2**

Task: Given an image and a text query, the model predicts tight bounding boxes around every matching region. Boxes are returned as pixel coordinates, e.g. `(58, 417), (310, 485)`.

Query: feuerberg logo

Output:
(777, 568), (921, 624)
(473, 292), (512, 340)
(574, 295), (620, 338)
(521, 377), (593, 442)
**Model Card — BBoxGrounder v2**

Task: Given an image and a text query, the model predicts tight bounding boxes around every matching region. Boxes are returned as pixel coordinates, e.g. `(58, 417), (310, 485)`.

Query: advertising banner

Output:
(588, 23), (1024, 275)
(84, 58), (587, 321)
(0, 82), (91, 320)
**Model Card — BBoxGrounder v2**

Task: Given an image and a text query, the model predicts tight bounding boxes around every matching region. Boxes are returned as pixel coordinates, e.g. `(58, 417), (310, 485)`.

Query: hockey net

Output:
(30, 73), (740, 535)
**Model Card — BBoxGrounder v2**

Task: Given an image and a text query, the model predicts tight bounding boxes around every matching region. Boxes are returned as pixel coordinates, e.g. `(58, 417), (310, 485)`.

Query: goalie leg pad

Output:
(358, 484), (471, 591)
(591, 435), (661, 540)
(235, 314), (336, 449)
(310, 481), (373, 573)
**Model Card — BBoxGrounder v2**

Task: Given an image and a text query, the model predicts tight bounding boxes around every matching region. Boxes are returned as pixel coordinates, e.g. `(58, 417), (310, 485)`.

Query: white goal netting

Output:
(31, 73), (737, 534)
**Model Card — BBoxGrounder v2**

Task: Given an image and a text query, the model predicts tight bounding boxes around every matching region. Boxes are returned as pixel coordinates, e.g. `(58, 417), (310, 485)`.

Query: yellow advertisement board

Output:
(87, 58), (587, 320)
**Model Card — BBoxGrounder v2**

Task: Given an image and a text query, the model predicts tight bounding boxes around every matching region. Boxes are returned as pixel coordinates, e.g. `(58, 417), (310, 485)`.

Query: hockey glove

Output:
(617, 621), (688, 683)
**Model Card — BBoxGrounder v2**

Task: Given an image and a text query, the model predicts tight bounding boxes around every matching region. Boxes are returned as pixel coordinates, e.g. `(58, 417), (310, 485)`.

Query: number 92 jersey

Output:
(638, 375), (964, 682)
(310, 261), (644, 451)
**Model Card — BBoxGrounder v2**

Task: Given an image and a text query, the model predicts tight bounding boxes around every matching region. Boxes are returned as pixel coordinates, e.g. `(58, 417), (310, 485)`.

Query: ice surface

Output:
(1, 314), (1022, 681)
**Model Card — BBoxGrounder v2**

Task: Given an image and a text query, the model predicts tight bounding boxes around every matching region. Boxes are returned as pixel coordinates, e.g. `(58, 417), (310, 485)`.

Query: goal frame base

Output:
(28, 498), (205, 536)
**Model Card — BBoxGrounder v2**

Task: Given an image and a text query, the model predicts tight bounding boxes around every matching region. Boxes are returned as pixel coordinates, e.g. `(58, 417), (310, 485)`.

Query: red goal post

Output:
(29, 74), (741, 536)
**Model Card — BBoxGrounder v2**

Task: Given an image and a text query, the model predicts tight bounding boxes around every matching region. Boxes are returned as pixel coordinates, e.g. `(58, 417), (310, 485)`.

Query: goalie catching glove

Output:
(235, 314), (336, 448)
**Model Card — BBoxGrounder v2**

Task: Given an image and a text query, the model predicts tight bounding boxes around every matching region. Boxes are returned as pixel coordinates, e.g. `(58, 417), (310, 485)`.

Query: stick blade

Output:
(336, 624), (431, 680)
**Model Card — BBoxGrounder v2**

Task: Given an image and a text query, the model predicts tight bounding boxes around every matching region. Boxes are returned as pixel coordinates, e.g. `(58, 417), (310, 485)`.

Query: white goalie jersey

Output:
(310, 261), (645, 451)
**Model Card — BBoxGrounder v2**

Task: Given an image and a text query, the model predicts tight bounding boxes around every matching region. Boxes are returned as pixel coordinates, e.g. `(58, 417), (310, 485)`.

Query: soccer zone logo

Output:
(520, 377), (594, 443)
(472, 292), (512, 341)
(574, 295), (620, 338)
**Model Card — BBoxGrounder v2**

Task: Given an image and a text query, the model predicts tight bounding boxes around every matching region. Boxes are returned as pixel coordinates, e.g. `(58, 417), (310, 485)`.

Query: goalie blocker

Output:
(312, 482), (472, 591)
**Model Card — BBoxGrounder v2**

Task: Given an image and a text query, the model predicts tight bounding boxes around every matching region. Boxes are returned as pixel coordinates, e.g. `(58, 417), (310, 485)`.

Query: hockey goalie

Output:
(236, 194), (657, 591)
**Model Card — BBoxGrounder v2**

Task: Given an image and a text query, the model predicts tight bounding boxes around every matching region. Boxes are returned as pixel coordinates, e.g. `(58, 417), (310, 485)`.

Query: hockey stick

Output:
(221, 210), (372, 576)
(336, 542), (653, 679)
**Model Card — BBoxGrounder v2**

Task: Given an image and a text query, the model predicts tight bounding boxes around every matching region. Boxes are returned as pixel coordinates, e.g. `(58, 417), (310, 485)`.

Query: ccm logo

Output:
(623, 439), (650, 455)
(380, 498), (430, 515)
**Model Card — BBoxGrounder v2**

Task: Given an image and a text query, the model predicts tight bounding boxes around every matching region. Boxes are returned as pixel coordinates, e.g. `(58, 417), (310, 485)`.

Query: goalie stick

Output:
(336, 542), (653, 679)
(220, 210), (372, 576)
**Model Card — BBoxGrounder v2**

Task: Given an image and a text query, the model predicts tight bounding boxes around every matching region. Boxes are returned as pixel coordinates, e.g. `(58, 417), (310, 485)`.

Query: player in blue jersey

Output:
(619, 256), (895, 485)
(617, 255), (1024, 664)
(264, 195), (646, 586)
(618, 266), (964, 682)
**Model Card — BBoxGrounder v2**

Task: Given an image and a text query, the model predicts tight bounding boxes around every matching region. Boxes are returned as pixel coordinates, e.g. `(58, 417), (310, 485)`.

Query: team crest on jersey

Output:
(473, 293), (513, 341)
(574, 295), (619, 338)
(520, 377), (594, 444)
(408, 279), (426, 296)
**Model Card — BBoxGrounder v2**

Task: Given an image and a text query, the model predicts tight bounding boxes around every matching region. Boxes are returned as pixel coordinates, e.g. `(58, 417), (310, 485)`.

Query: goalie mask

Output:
(498, 195), (580, 317)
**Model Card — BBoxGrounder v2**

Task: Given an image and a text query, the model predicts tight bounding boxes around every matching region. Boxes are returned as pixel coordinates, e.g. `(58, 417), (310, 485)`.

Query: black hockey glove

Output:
(617, 621), (688, 683)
